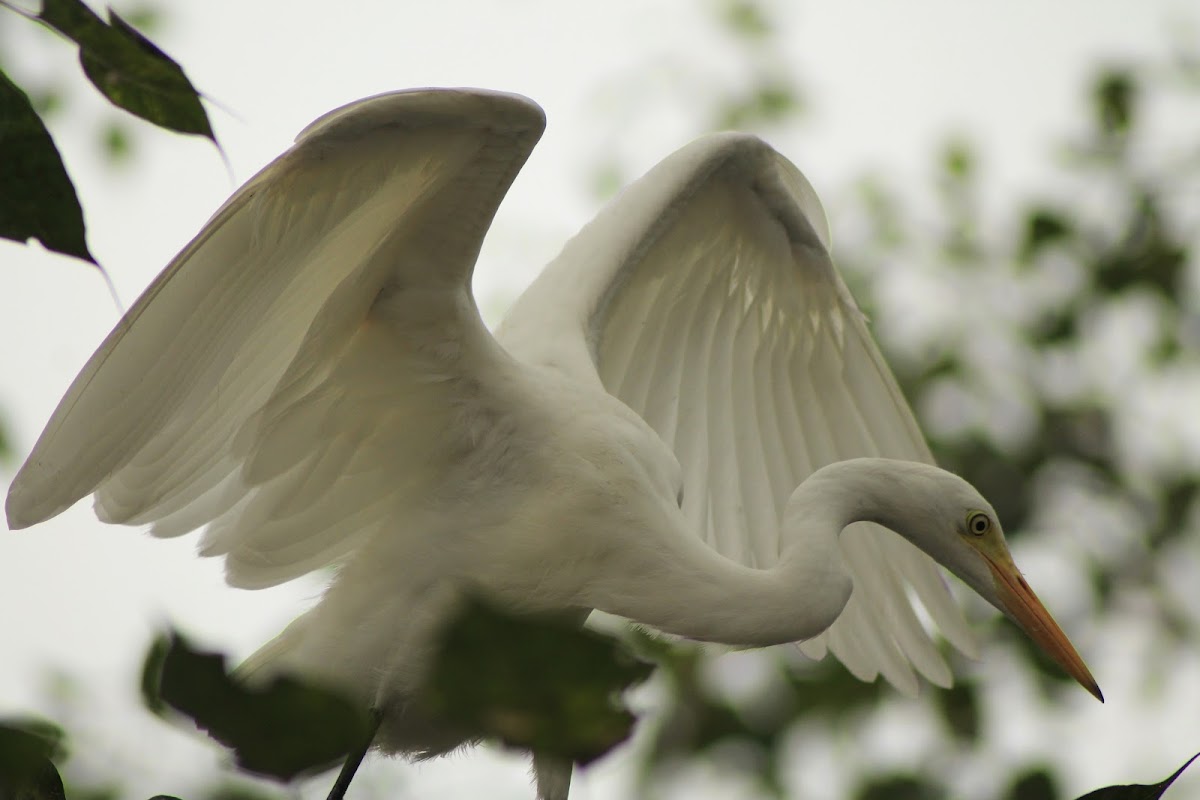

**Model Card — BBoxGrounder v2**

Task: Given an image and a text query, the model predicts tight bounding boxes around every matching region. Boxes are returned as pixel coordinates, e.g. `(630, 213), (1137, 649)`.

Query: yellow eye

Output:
(967, 511), (991, 536)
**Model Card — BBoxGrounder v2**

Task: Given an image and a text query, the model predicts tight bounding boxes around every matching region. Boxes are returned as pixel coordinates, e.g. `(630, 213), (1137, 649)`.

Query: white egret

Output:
(6, 89), (1100, 800)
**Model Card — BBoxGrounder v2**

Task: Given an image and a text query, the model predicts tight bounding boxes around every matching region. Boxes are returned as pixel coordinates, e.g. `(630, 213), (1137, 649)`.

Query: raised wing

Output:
(502, 133), (979, 693)
(7, 89), (545, 588)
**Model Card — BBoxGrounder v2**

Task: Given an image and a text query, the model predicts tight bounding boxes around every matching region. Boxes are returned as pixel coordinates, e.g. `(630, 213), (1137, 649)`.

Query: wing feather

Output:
(502, 132), (976, 690)
(8, 89), (546, 591)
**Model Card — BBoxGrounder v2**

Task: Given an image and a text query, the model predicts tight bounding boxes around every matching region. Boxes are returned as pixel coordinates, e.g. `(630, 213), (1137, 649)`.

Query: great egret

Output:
(6, 89), (1100, 800)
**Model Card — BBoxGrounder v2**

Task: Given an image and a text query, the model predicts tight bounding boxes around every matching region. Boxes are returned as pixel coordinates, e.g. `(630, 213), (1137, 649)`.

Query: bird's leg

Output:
(325, 708), (382, 800)
(532, 751), (573, 800)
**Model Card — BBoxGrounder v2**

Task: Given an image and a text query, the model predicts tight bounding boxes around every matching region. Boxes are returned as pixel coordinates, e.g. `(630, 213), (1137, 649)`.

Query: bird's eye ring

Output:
(966, 511), (991, 536)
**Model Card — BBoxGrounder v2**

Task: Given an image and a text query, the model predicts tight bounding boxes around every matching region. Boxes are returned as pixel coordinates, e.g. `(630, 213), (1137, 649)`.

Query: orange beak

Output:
(983, 553), (1103, 702)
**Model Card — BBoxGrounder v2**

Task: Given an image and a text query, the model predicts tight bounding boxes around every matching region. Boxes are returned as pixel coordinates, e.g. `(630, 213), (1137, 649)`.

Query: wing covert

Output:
(502, 133), (978, 692)
(7, 89), (545, 588)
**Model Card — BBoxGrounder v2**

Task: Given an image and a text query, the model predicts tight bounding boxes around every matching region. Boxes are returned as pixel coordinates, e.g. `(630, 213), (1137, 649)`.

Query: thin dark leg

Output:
(326, 709), (382, 800)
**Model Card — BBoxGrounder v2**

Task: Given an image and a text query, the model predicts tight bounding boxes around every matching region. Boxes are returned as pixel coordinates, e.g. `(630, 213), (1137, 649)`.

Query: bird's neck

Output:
(582, 458), (944, 647)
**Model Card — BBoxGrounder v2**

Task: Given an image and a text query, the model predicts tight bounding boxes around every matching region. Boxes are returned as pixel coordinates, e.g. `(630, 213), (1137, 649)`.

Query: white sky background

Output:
(1, 1), (1197, 798)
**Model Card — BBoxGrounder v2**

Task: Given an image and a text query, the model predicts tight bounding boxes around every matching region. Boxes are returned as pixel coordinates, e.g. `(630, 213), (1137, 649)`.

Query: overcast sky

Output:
(1, 2), (1196, 798)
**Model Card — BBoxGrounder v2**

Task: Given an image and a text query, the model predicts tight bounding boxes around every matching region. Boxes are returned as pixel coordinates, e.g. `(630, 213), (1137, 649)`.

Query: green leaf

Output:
(0, 720), (67, 800)
(0, 68), (95, 264)
(142, 632), (373, 781)
(638, 639), (785, 796)
(942, 140), (974, 180)
(720, 0), (771, 39)
(1093, 70), (1137, 138)
(932, 679), (980, 743)
(855, 773), (947, 800)
(1030, 302), (1081, 347)
(778, 656), (885, 719)
(37, 0), (215, 140)
(717, 82), (801, 129)
(0, 415), (11, 462)
(1021, 207), (1075, 261)
(1006, 766), (1062, 800)
(1073, 753), (1199, 800)
(427, 597), (654, 764)
(140, 633), (170, 715)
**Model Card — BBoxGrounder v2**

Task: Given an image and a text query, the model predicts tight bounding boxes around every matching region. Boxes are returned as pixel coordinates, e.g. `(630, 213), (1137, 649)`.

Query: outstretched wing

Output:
(7, 89), (545, 588)
(501, 133), (978, 694)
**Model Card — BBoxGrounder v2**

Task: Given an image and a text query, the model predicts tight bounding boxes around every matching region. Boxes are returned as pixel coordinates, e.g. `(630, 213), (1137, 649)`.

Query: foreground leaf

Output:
(142, 633), (372, 781)
(1075, 753), (1199, 799)
(0, 720), (67, 800)
(428, 597), (654, 764)
(0, 69), (94, 264)
(37, 0), (214, 140)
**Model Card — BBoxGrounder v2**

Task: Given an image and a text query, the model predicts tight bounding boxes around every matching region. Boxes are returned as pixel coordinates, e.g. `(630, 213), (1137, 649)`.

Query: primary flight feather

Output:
(6, 88), (1100, 800)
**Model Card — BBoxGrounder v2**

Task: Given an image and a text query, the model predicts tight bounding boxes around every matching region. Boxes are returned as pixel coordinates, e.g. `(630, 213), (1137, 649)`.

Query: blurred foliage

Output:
(0, 417), (11, 462)
(706, 0), (802, 130)
(141, 632), (372, 781)
(854, 773), (946, 800)
(587, 0), (803, 200)
(428, 597), (653, 764)
(607, 3), (1200, 797)
(0, 719), (66, 800)
(1004, 766), (1061, 800)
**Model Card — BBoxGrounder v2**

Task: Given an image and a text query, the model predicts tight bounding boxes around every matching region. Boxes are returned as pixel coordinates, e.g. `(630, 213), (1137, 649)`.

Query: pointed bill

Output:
(983, 553), (1103, 702)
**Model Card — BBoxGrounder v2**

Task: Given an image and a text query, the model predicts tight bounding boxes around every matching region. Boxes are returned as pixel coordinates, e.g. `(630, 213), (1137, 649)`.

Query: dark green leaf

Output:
(780, 657), (885, 719)
(142, 632), (372, 781)
(1074, 752), (1199, 799)
(1093, 70), (1137, 138)
(932, 679), (980, 743)
(427, 597), (653, 764)
(140, 633), (170, 715)
(1006, 766), (1062, 800)
(1021, 208), (1075, 260)
(0, 720), (67, 800)
(1093, 193), (1187, 296)
(199, 784), (284, 800)
(37, 0), (214, 140)
(0, 68), (95, 264)
(1149, 478), (1200, 548)
(645, 641), (758, 754)
(855, 773), (947, 800)
(1030, 303), (1081, 347)
(638, 637), (789, 796)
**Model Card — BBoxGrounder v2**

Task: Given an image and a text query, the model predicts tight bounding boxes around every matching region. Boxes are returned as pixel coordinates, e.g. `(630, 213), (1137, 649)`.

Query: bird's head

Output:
(912, 473), (1103, 702)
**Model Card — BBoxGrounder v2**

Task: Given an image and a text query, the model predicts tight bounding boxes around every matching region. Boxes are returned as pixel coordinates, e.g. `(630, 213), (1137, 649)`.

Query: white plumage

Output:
(7, 88), (1099, 800)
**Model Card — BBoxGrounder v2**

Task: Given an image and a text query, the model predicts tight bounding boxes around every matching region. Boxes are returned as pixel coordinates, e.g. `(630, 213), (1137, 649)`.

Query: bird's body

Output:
(6, 89), (1100, 800)
(241, 342), (681, 758)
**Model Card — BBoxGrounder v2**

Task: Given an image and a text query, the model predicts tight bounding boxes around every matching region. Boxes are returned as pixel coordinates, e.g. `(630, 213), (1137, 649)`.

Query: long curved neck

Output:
(581, 458), (945, 647)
